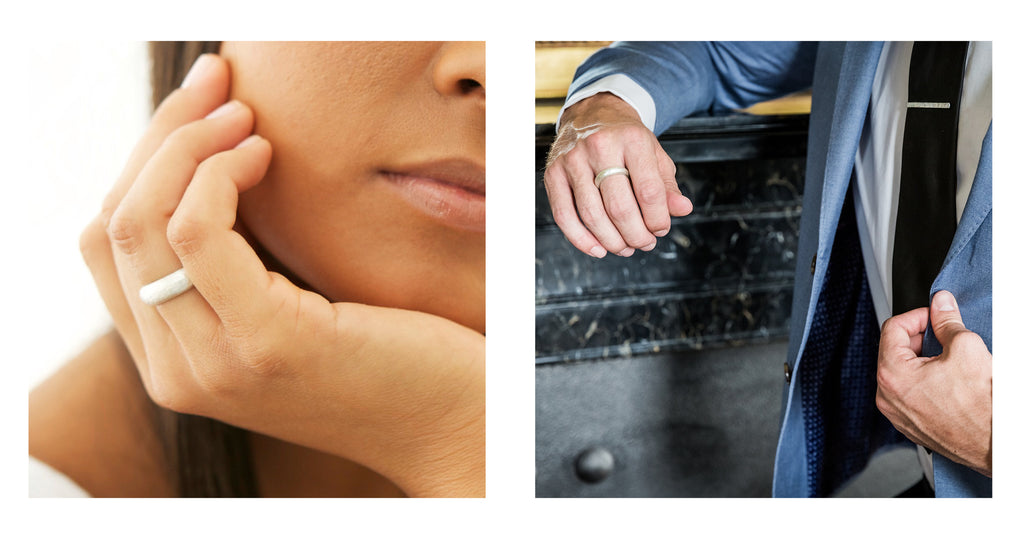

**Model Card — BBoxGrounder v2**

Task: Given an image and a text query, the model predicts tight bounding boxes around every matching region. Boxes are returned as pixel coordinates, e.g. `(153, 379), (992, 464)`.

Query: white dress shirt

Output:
(854, 41), (992, 330)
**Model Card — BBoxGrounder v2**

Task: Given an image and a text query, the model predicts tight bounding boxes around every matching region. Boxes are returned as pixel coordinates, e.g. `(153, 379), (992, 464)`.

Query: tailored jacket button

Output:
(575, 447), (615, 483)
(784, 361), (792, 383)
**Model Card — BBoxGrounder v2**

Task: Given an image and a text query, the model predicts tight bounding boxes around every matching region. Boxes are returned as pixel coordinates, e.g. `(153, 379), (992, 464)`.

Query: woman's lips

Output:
(380, 160), (485, 233)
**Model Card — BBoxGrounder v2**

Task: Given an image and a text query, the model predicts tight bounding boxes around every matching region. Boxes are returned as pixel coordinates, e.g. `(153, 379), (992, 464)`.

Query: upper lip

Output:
(383, 159), (486, 196)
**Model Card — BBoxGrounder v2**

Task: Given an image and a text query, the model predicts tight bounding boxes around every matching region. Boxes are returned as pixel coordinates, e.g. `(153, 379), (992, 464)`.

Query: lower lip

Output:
(382, 173), (485, 233)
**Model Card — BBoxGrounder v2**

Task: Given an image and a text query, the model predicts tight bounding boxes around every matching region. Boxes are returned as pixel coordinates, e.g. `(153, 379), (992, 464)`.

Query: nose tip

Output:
(433, 42), (485, 100)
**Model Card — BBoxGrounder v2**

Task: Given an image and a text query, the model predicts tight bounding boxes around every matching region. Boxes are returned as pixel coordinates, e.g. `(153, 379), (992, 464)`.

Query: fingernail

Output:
(206, 100), (240, 119)
(617, 247), (635, 257)
(588, 246), (607, 258)
(236, 134), (263, 148)
(181, 54), (215, 89)
(654, 228), (669, 237)
(640, 240), (657, 251)
(935, 290), (957, 312)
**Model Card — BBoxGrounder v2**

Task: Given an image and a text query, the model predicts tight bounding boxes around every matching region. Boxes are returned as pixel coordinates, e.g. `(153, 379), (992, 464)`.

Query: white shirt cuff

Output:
(556, 73), (658, 132)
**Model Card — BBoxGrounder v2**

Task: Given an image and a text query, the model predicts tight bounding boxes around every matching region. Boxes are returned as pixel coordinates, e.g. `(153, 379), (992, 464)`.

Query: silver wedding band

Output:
(139, 268), (193, 306)
(594, 167), (630, 190)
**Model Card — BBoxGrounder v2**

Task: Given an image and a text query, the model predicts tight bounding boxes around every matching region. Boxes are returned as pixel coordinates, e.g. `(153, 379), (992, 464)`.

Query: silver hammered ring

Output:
(594, 167), (630, 190)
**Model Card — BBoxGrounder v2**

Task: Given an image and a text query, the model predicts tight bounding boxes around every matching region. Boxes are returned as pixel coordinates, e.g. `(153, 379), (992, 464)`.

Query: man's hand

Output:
(876, 290), (992, 476)
(543, 92), (692, 258)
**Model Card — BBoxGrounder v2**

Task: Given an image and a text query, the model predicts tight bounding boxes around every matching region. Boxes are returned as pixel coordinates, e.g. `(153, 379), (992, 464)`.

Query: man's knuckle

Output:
(634, 180), (663, 203)
(622, 125), (651, 145)
(659, 152), (677, 175)
(551, 206), (578, 228)
(931, 318), (952, 332)
(542, 167), (556, 185)
(568, 231), (592, 250)
(875, 364), (899, 394)
(875, 370), (889, 393)
(564, 151), (591, 179)
(605, 196), (633, 221)
(582, 129), (612, 151)
(644, 215), (671, 234)
(949, 330), (983, 350)
(576, 204), (600, 225)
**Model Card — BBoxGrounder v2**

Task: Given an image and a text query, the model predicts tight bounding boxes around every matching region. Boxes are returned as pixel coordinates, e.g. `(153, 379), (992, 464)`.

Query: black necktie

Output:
(892, 41), (969, 315)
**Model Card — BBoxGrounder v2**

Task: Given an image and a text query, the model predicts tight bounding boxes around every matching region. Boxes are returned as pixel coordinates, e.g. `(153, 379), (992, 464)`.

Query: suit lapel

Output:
(789, 42), (882, 368)
(815, 42), (884, 252)
(941, 123), (993, 270)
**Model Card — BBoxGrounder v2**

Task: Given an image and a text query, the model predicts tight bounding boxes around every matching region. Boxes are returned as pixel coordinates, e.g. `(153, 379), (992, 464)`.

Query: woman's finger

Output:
(107, 101), (255, 387)
(109, 99), (255, 300)
(80, 54), (229, 388)
(162, 135), (278, 349)
(115, 100), (255, 277)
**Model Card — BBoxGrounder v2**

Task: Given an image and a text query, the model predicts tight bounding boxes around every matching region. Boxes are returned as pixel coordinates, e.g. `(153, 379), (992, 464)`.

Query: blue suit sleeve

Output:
(567, 42), (819, 134)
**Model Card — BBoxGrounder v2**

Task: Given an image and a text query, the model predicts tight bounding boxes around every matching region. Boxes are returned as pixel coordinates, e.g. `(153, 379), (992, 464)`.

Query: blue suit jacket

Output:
(568, 42), (993, 497)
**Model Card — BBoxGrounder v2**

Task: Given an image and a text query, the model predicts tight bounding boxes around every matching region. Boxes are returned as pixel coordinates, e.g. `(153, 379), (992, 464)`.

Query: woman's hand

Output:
(543, 92), (693, 258)
(79, 54), (484, 497)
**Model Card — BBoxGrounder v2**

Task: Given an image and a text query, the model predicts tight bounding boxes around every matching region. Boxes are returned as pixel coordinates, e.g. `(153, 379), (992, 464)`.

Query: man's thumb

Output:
(930, 290), (968, 346)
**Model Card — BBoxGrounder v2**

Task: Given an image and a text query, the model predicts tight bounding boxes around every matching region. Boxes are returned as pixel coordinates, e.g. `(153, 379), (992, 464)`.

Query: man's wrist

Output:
(558, 92), (647, 140)
(558, 73), (657, 131)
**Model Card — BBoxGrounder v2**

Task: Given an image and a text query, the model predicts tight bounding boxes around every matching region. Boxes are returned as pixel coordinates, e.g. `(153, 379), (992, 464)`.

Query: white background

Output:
(4, 0), (1022, 536)
(12, 41), (150, 388)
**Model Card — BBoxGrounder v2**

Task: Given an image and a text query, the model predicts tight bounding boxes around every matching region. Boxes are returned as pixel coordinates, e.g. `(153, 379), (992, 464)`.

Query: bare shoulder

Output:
(29, 330), (173, 497)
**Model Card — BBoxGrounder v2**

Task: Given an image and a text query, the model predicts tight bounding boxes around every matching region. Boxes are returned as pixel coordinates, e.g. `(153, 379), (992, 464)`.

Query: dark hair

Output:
(148, 41), (259, 497)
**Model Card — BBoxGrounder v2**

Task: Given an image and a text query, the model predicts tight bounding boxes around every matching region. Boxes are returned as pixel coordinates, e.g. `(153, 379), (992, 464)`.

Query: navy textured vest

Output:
(799, 185), (906, 497)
